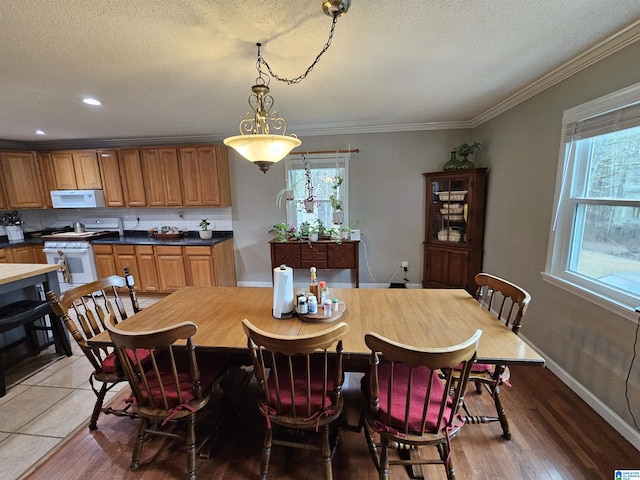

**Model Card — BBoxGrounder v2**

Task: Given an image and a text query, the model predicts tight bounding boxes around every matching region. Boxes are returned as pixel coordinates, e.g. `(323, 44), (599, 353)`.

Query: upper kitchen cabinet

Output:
(179, 145), (231, 207)
(117, 149), (147, 207)
(50, 150), (102, 189)
(141, 147), (183, 206)
(97, 150), (126, 207)
(0, 151), (47, 209)
(37, 152), (56, 208)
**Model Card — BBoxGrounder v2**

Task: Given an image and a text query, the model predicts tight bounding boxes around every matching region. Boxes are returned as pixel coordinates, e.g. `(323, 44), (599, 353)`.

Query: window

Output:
(284, 152), (349, 232)
(544, 82), (640, 316)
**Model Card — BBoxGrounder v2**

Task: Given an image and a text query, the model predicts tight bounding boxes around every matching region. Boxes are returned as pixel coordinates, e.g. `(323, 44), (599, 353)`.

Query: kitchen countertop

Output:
(0, 231), (233, 248)
(91, 230), (233, 246)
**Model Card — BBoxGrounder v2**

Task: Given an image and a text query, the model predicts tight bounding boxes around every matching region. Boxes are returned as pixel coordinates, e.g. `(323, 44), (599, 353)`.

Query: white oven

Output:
(43, 241), (98, 292)
(42, 217), (123, 293)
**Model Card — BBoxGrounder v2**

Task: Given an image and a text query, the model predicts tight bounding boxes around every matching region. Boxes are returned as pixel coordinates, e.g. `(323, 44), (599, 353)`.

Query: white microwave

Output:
(50, 190), (105, 208)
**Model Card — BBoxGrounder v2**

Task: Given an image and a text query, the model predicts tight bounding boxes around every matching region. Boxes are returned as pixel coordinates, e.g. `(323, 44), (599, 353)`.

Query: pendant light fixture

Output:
(224, 0), (351, 173)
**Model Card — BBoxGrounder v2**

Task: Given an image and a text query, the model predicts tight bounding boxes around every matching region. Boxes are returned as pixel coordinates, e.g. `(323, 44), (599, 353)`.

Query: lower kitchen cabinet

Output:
(93, 239), (236, 293)
(155, 246), (187, 292)
(423, 246), (482, 291)
(0, 245), (46, 264)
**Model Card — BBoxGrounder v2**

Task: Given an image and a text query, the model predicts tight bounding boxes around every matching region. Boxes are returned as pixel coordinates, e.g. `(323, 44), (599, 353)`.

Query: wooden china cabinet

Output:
(423, 168), (487, 294)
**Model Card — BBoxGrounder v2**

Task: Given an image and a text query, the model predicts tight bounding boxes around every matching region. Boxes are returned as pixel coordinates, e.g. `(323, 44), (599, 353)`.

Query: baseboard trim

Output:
(520, 334), (640, 451)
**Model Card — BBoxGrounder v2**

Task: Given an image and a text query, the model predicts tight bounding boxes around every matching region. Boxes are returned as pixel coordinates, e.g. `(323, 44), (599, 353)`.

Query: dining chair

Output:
(242, 318), (349, 480)
(46, 272), (143, 430)
(106, 316), (229, 480)
(361, 329), (482, 480)
(461, 272), (532, 439)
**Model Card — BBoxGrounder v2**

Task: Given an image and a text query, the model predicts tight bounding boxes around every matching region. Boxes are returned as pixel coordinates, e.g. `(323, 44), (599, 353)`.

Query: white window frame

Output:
(543, 81), (640, 321)
(283, 152), (350, 232)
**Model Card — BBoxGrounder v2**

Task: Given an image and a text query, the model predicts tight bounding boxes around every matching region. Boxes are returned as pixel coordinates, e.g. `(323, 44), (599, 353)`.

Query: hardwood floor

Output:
(25, 364), (638, 480)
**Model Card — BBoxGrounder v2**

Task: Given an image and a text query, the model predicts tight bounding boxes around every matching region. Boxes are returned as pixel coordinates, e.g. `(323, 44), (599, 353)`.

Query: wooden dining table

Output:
(88, 286), (544, 367)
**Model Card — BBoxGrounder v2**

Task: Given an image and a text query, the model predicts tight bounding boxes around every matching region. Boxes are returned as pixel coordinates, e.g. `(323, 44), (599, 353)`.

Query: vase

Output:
(443, 150), (460, 171)
(458, 155), (475, 169)
(199, 230), (212, 239)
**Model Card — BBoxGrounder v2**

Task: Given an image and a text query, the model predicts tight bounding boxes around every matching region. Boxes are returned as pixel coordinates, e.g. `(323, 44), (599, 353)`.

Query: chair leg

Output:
(260, 427), (273, 480)
(438, 441), (455, 480)
(379, 438), (390, 480)
(131, 417), (149, 470)
(492, 385), (511, 440)
(89, 382), (108, 430)
(320, 424), (333, 480)
(186, 412), (197, 480)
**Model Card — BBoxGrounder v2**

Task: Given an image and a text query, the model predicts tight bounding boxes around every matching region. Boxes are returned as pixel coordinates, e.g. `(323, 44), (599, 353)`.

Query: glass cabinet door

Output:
(428, 175), (471, 245)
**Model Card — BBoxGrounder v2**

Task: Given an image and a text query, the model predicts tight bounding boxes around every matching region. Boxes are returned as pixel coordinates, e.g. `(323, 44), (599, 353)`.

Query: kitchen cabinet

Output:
(135, 245), (161, 292)
(97, 150), (125, 207)
(0, 151), (47, 209)
(50, 150), (102, 190)
(155, 246), (187, 292)
(0, 175), (6, 210)
(179, 145), (231, 207)
(37, 152), (56, 208)
(0, 245), (46, 264)
(423, 168), (487, 294)
(141, 147), (183, 206)
(93, 239), (236, 293)
(117, 149), (147, 207)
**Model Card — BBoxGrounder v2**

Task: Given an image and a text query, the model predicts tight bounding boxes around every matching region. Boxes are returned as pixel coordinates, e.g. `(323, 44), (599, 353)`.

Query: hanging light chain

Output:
(257, 15), (339, 85)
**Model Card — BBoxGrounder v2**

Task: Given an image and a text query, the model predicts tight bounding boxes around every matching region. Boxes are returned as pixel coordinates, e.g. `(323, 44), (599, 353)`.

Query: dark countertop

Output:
(91, 230), (233, 246)
(1, 231), (233, 249)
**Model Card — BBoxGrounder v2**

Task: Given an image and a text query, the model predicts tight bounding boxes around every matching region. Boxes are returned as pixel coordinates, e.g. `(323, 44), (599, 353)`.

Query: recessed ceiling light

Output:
(36, 129), (45, 135)
(82, 97), (102, 106)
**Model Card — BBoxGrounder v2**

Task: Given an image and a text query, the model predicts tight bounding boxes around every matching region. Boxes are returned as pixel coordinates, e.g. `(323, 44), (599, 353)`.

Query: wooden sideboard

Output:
(269, 240), (360, 287)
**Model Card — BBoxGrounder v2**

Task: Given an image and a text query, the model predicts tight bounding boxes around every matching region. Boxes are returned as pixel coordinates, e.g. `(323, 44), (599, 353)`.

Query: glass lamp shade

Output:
(224, 134), (302, 173)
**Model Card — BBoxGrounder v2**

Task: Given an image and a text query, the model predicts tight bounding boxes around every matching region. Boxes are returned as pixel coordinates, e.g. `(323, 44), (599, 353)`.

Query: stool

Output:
(0, 300), (72, 397)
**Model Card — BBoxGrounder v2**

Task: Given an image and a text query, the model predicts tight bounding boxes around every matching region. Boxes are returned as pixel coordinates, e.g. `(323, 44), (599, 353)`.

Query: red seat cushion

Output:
(137, 351), (227, 409)
(266, 356), (337, 416)
(371, 363), (453, 434)
(101, 348), (152, 374)
(470, 362), (493, 374)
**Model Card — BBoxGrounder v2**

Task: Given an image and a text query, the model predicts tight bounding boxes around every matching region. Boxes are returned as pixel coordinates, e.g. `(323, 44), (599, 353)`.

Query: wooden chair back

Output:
(364, 329), (482, 438)
(47, 274), (140, 371)
(474, 273), (531, 334)
(242, 318), (349, 420)
(105, 318), (209, 414)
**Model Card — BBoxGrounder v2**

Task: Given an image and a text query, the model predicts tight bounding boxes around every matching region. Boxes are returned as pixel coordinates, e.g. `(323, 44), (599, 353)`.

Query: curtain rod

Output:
(289, 148), (359, 155)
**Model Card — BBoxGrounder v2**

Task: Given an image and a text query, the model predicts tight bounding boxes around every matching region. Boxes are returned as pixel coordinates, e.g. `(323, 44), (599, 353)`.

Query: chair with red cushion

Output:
(46, 272), (143, 430)
(242, 318), (349, 480)
(107, 316), (228, 480)
(361, 329), (482, 480)
(460, 272), (532, 439)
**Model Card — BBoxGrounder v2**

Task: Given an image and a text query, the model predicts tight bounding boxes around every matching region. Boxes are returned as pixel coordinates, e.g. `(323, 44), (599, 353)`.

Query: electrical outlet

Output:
(178, 211), (184, 219)
(402, 261), (409, 269)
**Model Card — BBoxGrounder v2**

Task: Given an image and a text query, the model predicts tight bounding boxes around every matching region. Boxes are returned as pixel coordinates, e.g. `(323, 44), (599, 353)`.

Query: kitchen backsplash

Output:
(17, 207), (233, 233)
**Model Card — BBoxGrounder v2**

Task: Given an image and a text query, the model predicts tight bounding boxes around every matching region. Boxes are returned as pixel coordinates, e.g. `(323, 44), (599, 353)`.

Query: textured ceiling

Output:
(1, 0), (640, 145)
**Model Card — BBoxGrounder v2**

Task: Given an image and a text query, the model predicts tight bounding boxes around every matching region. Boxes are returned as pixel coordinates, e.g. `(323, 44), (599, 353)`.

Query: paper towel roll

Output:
(273, 265), (294, 319)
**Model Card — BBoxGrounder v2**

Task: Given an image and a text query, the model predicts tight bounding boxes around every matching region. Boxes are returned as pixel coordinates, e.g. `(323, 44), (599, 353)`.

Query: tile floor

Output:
(0, 294), (161, 480)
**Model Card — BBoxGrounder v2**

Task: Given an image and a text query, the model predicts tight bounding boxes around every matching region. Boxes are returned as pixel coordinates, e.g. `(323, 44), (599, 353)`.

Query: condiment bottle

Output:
(318, 281), (326, 302)
(309, 267), (319, 298)
(298, 296), (308, 314)
(307, 294), (318, 314)
(323, 299), (332, 316)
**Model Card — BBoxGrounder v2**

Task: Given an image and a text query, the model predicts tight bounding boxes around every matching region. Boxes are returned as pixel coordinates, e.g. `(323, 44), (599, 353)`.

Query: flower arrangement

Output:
(300, 157), (316, 213)
(456, 141), (481, 157)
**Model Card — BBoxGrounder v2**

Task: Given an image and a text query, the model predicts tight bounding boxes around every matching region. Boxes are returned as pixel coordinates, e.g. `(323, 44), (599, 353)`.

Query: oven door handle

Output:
(43, 248), (90, 254)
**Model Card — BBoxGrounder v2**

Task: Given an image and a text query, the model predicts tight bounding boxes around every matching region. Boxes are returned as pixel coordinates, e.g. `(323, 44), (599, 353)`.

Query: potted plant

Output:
(329, 175), (344, 224)
(269, 223), (299, 242)
(301, 157), (316, 213)
(199, 218), (212, 239)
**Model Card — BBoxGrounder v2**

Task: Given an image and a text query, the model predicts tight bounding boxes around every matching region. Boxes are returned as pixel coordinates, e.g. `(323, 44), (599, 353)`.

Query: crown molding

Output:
(471, 19), (640, 127)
